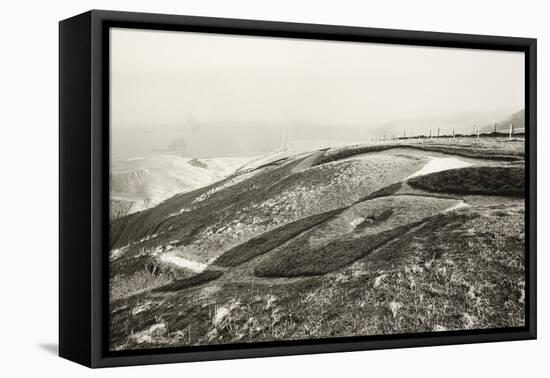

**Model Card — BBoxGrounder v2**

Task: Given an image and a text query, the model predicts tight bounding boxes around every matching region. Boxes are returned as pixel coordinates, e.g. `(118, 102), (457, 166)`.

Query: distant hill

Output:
(482, 109), (525, 133)
(110, 155), (252, 219)
(502, 109), (525, 130)
(367, 110), (513, 139)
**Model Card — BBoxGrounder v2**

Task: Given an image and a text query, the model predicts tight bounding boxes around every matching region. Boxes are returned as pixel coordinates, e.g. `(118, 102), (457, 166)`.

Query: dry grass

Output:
(110, 270), (173, 300)
(300, 204), (526, 334)
(408, 166), (524, 196)
(214, 209), (340, 267)
(207, 205), (525, 344)
(111, 152), (423, 273)
(109, 204), (525, 350)
(108, 138), (526, 350)
(153, 270), (223, 293)
(254, 222), (419, 277)
(316, 141), (523, 166)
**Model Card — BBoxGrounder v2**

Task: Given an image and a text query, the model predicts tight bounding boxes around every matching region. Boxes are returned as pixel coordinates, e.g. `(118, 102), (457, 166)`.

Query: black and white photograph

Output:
(108, 27), (527, 351)
(2, 0), (549, 373)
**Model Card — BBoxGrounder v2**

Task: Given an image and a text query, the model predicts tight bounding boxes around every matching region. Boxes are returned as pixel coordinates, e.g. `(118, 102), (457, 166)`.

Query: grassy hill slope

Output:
(108, 139), (525, 350)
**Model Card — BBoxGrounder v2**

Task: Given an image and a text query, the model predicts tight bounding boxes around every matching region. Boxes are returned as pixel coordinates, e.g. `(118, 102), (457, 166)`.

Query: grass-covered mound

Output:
(209, 205), (525, 344)
(254, 222), (420, 277)
(408, 166), (524, 196)
(109, 204), (525, 350)
(109, 156), (303, 250)
(293, 204), (526, 335)
(315, 143), (523, 167)
(111, 151), (425, 275)
(214, 209), (340, 267)
(152, 270), (223, 293)
(360, 182), (403, 201)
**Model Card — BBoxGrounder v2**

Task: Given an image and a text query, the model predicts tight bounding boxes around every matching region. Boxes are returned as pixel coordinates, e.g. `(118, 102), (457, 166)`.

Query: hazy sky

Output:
(110, 27), (524, 161)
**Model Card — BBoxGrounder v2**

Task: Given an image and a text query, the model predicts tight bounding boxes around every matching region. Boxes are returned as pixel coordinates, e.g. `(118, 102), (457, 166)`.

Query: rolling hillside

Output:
(110, 155), (253, 219)
(109, 138), (525, 350)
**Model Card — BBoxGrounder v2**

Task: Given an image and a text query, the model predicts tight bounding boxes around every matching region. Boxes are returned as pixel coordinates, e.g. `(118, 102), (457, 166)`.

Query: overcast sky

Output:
(110, 27), (524, 161)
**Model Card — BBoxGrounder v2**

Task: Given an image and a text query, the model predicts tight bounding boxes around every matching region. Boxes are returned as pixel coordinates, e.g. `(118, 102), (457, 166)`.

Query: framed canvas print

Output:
(59, 10), (537, 368)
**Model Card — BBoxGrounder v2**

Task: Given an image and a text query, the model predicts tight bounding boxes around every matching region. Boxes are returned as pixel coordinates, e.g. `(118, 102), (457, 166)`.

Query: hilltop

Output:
(109, 137), (525, 350)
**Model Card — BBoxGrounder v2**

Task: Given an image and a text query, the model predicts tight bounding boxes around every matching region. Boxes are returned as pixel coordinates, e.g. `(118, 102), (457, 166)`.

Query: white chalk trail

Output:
(159, 252), (208, 273)
(444, 200), (471, 213)
(407, 157), (473, 179)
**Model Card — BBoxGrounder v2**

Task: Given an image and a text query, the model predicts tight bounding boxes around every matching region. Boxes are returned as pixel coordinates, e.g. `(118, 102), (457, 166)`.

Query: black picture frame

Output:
(59, 9), (537, 368)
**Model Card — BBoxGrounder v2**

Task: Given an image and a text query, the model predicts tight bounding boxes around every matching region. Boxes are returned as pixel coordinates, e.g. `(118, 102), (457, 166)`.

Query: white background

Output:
(0, 0), (547, 376)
